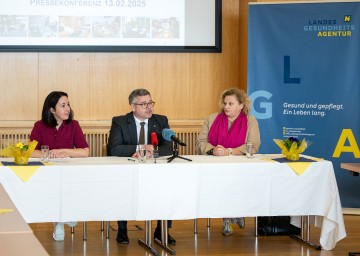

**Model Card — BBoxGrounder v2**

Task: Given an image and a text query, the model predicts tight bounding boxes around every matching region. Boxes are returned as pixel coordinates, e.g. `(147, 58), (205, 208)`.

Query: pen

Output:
(128, 158), (136, 162)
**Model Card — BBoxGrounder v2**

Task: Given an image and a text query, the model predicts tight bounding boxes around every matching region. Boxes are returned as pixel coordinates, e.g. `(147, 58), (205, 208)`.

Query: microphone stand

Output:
(167, 141), (192, 163)
(153, 145), (159, 164)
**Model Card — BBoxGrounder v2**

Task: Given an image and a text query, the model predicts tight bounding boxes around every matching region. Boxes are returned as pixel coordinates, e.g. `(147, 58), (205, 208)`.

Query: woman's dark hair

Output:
(41, 91), (74, 127)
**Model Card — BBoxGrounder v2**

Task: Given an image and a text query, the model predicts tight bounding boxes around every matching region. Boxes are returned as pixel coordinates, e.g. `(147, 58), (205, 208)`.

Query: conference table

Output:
(341, 163), (360, 176)
(0, 155), (346, 252)
(341, 162), (360, 256)
(0, 184), (49, 255)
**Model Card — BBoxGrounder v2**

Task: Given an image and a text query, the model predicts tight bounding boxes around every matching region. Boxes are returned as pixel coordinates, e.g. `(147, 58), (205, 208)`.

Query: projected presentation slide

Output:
(0, 0), (220, 51)
(0, 0), (185, 46)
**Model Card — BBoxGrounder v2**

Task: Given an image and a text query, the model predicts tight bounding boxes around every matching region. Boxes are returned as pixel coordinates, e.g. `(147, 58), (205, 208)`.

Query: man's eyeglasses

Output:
(133, 101), (155, 109)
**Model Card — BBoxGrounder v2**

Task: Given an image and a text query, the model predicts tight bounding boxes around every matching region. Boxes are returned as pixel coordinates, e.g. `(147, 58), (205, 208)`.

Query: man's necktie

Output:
(139, 122), (145, 144)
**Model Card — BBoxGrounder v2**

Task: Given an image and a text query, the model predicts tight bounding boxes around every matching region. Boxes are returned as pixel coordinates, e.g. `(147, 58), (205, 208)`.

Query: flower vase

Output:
(14, 156), (29, 165)
(286, 153), (299, 161)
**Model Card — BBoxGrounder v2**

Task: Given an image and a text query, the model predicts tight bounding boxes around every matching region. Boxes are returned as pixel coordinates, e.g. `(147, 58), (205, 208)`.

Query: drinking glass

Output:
(138, 144), (147, 163)
(246, 142), (254, 158)
(41, 145), (49, 163)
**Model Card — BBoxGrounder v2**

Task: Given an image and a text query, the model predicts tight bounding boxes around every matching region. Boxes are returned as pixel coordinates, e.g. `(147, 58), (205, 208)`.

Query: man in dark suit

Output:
(108, 88), (175, 245)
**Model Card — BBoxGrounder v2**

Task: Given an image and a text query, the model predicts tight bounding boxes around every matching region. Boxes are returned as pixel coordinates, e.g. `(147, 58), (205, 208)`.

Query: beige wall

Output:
(0, 0), (314, 131)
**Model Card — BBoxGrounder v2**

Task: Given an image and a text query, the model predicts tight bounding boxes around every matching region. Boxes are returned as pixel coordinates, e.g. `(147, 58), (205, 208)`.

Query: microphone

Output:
(162, 128), (186, 146)
(151, 132), (159, 162)
(151, 132), (158, 147)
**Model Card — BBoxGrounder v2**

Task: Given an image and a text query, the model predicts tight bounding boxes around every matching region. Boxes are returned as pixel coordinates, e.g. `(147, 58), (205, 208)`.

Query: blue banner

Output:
(248, 2), (360, 207)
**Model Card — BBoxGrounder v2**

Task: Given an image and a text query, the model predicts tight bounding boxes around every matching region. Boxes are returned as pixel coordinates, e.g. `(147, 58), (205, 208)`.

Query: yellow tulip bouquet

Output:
(273, 137), (308, 161)
(0, 140), (38, 165)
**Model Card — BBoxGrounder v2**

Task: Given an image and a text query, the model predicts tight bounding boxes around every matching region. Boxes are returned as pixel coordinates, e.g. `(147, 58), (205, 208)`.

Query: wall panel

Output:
(0, 53), (38, 121)
(190, 0), (240, 119)
(38, 53), (90, 120)
(89, 53), (140, 120)
(0, 0), (246, 131)
(140, 53), (190, 120)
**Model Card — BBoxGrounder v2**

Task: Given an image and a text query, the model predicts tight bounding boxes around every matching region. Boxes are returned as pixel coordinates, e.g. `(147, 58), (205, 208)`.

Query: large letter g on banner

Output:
(249, 90), (272, 119)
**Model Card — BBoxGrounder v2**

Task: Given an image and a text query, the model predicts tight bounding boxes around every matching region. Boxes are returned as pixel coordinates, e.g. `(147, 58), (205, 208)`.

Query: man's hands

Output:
(132, 144), (154, 158)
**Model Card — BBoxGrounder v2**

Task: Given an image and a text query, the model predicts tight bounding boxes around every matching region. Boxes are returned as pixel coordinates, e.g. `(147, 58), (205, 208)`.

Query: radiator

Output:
(84, 131), (110, 157)
(175, 130), (199, 155)
(0, 133), (30, 149)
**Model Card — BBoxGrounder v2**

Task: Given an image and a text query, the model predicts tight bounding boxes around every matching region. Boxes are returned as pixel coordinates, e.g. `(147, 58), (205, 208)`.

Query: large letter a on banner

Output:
(332, 129), (360, 158)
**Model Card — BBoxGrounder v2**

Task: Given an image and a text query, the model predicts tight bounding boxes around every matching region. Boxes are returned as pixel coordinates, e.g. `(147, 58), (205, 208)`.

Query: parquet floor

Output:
(30, 215), (360, 255)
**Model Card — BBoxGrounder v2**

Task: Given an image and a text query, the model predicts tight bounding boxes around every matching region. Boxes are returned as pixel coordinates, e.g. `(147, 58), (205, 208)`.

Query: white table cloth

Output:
(0, 155), (346, 250)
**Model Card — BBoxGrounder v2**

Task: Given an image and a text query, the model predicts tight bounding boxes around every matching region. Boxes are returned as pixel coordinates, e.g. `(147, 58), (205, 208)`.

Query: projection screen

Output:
(0, 0), (222, 52)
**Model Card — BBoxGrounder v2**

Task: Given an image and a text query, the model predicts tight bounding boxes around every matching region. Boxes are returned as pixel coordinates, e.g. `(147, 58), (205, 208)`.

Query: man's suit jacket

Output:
(108, 112), (173, 157)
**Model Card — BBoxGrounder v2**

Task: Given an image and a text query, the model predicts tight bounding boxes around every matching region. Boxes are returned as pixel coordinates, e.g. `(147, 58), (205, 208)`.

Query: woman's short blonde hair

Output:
(219, 88), (251, 116)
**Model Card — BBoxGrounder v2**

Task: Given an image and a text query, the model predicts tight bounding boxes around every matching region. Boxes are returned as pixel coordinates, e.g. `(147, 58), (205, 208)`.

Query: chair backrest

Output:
(102, 143), (106, 157)
(104, 143), (111, 157)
